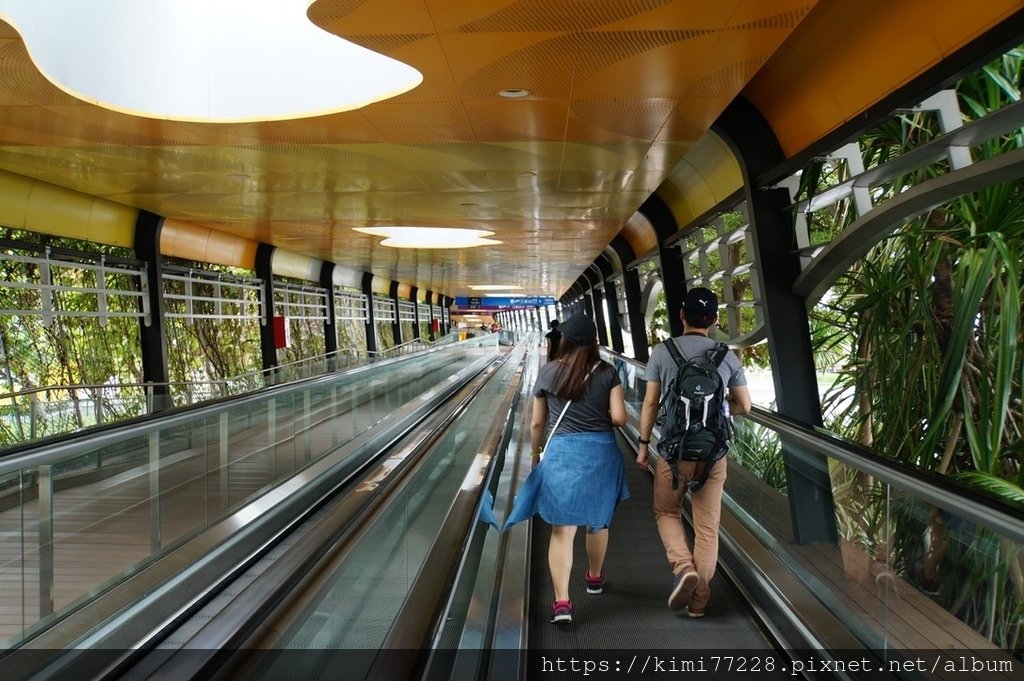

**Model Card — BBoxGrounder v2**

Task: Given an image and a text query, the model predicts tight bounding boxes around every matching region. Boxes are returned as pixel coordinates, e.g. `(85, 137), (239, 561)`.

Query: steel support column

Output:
(410, 286), (421, 341)
(389, 281), (404, 346)
(587, 268), (608, 347)
(612, 235), (649, 362)
(426, 291), (437, 342)
(603, 278), (624, 353)
(255, 242), (278, 384)
(321, 261), (338, 368)
(362, 272), (378, 356)
(714, 96), (838, 545)
(640, 194), (686, 338)
(133, 210), (172, 411)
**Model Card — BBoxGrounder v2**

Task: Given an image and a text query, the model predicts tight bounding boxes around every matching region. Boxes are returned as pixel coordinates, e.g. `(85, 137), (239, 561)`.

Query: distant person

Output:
(504, 314), (629, 625)
(635, 287), (751, 618)
(545, 319), (562, 361)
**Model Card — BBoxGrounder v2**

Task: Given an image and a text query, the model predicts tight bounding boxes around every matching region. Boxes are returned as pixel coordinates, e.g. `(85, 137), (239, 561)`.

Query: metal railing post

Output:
(302, 390), (311, 463)
(267, 398), (277, 479)
(220, 411), (230, 511)
(149, 432), (161, 551)
(38, 464), (54, 618)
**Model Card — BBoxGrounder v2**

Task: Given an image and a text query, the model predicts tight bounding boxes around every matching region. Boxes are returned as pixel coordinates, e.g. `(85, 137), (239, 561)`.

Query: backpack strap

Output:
(657, 340), (682, 490)
(664, 337), (685, 367)
(688, 447), (728, 492)
(710, 342), (729, 368)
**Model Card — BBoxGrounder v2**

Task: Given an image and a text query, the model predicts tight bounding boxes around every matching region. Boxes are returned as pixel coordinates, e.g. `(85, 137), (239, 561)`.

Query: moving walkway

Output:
(2, 336), (1020, 680)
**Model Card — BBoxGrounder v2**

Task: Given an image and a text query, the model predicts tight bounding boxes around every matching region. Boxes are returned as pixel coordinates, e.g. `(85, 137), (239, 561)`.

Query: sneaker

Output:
(585, 572), (605, 595)
(668, 569), (699, 612)
(686, 603), (706, 618)
(551, 599), (573, 624)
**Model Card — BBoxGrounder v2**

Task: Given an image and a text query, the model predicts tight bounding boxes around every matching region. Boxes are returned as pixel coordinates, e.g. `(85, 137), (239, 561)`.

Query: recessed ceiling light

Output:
(1, 0), (422, 122)
(498, 89), (530, 98)
(470, 285), (523, 291)
(353, 226), (501, 249)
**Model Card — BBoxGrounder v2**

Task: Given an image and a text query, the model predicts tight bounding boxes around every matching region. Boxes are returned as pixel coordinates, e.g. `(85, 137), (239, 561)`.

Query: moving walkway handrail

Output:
(599, 347), (1024, 545)
(746, 405), (1024, 546)
(3, 350), (502, 680)
(129, 353), (512, 681)
(365, 342), (527, 680)
(0, 333), (497, 468)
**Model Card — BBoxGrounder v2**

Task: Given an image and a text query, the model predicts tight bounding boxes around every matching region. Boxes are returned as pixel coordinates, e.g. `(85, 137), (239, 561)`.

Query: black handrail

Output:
(600, 346), (1024, 545)
(745, 405), (1024, 545)
(364, 349), (526, 680)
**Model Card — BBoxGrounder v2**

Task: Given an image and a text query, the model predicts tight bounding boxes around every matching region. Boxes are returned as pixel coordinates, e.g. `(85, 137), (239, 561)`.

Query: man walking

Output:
(635, 287), (751, 617)
(545, 318), (562, 362)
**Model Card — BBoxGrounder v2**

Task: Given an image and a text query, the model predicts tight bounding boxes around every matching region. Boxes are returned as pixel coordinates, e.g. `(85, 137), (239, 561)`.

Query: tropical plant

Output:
(802, 46), (1024, 650)
(648, 289), (669, 345)
(730, 418), (787, 493)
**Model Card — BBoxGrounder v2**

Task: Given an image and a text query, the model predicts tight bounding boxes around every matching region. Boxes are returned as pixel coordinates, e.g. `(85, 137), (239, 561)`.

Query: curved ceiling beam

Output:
(272, 249), (323, 282)
(602, 245), (624, 278)
(618, 211), (658, 261)
(656, 131), (743, 229)
(609, 235), (637, 269)
(0, 169), (136, 247)
(161, 219), (259, 270)
(795, 145), (1024, 304)
(595, 253), (614, 281)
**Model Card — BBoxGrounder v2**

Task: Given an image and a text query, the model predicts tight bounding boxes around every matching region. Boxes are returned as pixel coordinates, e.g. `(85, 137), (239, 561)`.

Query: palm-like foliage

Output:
(803, 46), (1024, 650)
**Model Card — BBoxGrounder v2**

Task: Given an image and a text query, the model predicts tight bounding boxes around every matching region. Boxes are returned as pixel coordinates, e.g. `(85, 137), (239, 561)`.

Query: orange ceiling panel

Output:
(744, 0), (1024, 158)
(2, 0), (1010, 303)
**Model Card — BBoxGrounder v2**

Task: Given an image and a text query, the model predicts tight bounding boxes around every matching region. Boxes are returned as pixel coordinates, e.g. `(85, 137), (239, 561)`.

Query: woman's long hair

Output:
(552, 338), (605, 401)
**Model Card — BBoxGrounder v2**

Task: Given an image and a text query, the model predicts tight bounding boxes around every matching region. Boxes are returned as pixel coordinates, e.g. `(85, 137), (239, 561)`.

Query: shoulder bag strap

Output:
(547, 362), (601, 439)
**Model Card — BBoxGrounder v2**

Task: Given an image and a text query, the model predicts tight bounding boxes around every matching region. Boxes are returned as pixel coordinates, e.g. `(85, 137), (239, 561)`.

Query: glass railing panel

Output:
(0, 469), (26, 645)
(260, 343), (524, 671)
(40, 435), (152, 634)
(607, 353), (645, 414)
(725, 414), (1022, 663)
(727, 417), (793, 543)
(827, 464), (1023, 655)
(0, 335), (501, 647)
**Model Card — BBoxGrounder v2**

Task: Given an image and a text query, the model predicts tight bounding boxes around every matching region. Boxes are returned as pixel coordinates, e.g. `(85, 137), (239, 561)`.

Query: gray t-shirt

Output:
(533, 361), (621, 435)
(643, 335), (747, 394)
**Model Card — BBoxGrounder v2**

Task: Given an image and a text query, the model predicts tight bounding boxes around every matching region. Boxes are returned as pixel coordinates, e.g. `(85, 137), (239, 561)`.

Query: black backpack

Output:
(656, 338), (732, 491)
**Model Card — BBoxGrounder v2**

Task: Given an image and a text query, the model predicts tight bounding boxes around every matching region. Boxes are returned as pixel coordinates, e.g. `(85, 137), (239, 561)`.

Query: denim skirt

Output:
(504, 431), (629, 530)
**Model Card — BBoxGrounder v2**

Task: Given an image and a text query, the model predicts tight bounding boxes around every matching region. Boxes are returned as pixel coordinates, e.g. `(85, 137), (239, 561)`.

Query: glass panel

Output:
(598, 345), (1021, 663)
(260, 340), (523, 672)
(725, 416), (1022, 664)
(0, 335), (501, 646)
(0, 469), (26, 643)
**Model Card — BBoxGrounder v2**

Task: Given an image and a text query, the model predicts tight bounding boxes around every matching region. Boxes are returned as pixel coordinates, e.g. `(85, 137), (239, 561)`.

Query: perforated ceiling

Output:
(0, 0), (818, 298)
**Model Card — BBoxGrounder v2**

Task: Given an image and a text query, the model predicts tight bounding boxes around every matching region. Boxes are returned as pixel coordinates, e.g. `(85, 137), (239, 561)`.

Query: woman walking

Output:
(505, 314), (629, 624)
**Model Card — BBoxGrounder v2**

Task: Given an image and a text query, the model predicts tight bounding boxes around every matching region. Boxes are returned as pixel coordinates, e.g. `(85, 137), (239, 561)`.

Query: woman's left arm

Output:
(608, 384), (627, 427)
(530, 396), (548, 457)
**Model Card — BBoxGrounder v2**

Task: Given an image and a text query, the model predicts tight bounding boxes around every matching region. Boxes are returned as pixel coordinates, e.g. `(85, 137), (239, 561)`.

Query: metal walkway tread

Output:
(528, 434), (775, 657)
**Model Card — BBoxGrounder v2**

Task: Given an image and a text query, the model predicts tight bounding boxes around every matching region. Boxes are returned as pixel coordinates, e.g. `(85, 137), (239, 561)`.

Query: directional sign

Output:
(454, 296), (555, 310)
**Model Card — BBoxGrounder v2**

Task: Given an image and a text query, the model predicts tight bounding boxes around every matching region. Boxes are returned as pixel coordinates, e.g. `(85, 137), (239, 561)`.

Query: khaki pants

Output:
(652, 456), (727, 608)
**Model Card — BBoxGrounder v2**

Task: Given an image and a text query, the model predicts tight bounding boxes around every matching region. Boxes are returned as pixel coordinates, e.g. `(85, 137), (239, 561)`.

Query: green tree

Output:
(803, 46), (1023, 649)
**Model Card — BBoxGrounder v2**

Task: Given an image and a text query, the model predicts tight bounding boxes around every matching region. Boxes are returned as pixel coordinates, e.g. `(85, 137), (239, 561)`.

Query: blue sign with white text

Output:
(455, 296), (555, 310)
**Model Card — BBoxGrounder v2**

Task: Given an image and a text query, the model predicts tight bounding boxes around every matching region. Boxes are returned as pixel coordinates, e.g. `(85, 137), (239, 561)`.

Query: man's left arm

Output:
(727, 360), (752, 415)
(727, 384), (751, 416)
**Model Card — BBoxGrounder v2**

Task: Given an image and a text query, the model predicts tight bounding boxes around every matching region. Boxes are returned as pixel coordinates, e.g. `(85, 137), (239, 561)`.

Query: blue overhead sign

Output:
(455, 296), (555, 310)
